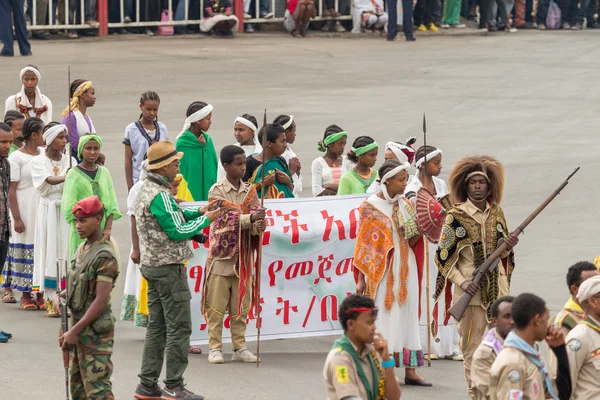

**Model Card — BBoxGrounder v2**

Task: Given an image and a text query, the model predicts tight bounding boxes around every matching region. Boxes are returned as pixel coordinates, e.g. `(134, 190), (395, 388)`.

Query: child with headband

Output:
(4, 65), (52, 124)
(337, 136), (379, 195)
(217, 114), (262, 182)
(311, 125), (348, 196)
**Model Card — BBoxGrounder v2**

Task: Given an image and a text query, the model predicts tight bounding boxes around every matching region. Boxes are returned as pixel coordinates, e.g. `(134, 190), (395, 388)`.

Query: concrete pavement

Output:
(0, 31), (599, 399)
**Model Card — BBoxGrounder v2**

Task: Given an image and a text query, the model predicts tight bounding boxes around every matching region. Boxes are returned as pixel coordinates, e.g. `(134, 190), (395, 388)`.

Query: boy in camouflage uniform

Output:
(54, 195), (119, 400)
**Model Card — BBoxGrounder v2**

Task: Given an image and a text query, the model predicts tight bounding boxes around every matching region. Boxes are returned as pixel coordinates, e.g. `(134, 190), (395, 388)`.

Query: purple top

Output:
(61, 111), (93, 152)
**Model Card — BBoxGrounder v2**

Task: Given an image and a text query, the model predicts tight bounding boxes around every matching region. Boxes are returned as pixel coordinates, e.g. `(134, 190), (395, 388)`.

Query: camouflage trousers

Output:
(69, 325), (115, 399)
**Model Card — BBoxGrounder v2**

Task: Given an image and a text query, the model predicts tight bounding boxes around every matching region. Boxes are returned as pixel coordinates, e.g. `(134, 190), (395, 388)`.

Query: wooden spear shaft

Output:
(256, 109), (267, 367)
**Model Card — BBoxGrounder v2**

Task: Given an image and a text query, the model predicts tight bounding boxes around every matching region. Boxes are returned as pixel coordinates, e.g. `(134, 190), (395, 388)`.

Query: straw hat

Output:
(146, 141), (183, 170)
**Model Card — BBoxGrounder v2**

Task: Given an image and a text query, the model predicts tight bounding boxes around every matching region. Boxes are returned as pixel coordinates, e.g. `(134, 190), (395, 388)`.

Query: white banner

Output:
(185, 195), (367, 345)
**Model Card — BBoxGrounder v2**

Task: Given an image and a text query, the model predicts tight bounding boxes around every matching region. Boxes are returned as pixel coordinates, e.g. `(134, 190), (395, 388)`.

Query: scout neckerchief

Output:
(332, 334), (383, 400)
(134, 120), (161, 147)
(504, 331), (559, 400)
(580, 315), (600, 335)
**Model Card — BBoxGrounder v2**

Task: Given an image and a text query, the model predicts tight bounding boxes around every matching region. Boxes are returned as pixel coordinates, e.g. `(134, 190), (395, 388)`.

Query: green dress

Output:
(61, 166), (122, 260)
(9, 143), (18, 155)
(337, 169), (378, 195)
(176, 130), (218, 201)
(251, 157), (295, 199)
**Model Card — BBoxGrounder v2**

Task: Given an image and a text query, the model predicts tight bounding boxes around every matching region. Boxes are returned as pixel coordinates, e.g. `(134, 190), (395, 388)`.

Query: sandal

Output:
(45, 300), (59, 318)
(2, 293), (16, 303)
(189, 347), (203, 355)
(21, 300), (37, 311)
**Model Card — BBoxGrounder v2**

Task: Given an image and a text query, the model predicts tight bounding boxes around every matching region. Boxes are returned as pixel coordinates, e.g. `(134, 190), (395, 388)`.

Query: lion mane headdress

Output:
(448, 155), (505, 206)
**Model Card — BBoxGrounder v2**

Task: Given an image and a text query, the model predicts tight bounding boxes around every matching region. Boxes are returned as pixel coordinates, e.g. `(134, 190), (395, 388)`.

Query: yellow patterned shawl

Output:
(434, 203), (515, 321)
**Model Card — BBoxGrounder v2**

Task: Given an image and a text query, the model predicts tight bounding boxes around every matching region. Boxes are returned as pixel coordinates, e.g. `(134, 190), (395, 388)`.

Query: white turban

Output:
(381, 162), (411, 203)
(43, 124), (67, 145)
(385, 142), (414, 164)
(20, 66), (41, 81)
(234, 116), (257, 132)
(176, 104), (214, 139)
(577, 275), (600, 303)
(415, 149), (443, 169)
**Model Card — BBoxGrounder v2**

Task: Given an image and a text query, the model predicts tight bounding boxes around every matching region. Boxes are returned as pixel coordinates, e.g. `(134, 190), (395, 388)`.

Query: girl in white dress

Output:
(404, 145), (461, 361)
(30, 122), (77, 317)
(4, 65), (53, 124)
(311, 124), (348, 196)
(0, 117), (44, 310)
(216, 114), (262, 182)
(354, 159), (432, 386)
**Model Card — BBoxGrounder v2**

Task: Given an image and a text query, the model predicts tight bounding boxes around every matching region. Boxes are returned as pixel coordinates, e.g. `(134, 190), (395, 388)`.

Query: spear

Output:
(256, 109), (267, 367)
(423, 113), (432, 368)
(67, 66), (73, 168)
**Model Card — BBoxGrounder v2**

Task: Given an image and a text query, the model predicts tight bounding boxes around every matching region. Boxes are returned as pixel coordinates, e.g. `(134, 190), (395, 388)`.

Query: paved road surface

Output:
(1, 32), (598, 399)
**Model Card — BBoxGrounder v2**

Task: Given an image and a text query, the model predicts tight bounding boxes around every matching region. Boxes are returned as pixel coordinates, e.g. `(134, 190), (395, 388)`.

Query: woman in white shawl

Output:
(351, 0), (388, 33)
(404, 145), (461, 361)
(217, 114), (262, 181)
(367, 139), (416, 194)
(4, 65), (53, 124)
(30, 123), (76, 317)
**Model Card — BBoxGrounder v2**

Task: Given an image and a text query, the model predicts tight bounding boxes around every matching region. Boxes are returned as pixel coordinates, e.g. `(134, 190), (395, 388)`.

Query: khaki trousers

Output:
(205, 274), (251, 350)
(456, 305), (488, 398)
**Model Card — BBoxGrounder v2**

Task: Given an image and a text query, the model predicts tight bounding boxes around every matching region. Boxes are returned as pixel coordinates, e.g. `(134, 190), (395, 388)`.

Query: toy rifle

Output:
(448, 167), (580, 321)
(57, 258), (70, 399)
(256, 109), (267, 367)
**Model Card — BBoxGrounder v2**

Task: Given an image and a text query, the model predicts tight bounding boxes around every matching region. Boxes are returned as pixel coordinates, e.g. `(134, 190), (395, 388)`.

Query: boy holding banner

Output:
(204, 145), (266, 364)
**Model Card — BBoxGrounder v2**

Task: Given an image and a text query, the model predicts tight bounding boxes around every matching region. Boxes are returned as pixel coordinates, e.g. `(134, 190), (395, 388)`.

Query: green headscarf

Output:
(352, 141), (378, 156)
(317, 131), (348, 152)
(78, 134), (103, 159)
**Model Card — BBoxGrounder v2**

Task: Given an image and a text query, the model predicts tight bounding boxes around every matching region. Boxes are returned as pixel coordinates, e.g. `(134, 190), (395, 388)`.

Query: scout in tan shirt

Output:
(490, 293), (570, 400)
(553, 262), (598, 335)
(435, 156), (518, 397)
(471, 296), (515, 400)
(323, 294), (400, 400)
(566, 275), (600, 400)
(203, 146), (266, 364)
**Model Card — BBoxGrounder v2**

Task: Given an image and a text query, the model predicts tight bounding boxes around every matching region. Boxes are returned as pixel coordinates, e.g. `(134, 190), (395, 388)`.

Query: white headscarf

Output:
(234, 116), (257, 132)
(176, 104), (214, 139)
(43, 124), (67, 145)
(15, 66), (51, 122)
(385, 141), (415, 165)
(380, 162), (411, 203)
(415, 149), (443, 169)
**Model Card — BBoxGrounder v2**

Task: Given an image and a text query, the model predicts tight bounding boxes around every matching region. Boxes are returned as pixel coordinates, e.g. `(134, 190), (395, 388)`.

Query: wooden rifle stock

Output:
(448, 167), (580, 321)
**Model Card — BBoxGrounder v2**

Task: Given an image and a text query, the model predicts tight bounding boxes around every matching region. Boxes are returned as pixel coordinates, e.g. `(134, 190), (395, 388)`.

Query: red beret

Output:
(72, 195), (104, 218)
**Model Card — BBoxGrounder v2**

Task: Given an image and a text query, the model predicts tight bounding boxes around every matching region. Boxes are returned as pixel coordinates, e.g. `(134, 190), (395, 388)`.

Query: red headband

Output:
(345, 307), (378, 314)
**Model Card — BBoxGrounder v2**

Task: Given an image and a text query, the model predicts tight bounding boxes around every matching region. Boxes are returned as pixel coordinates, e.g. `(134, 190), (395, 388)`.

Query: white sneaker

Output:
(232, 348), (258, 363)
(334, 21), (346, 32)
(441, 23), (450, 28)
(451, 23), (465, 28)
(208, 349), (224, 364)
(508, 27), (518, 33)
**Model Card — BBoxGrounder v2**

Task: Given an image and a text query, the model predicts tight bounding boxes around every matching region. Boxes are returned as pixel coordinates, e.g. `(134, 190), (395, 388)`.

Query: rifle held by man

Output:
(448, 167), (580, 321)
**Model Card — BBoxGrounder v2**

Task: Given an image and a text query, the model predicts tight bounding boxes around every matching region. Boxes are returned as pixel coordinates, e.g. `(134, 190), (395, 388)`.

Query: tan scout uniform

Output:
(443, 200), (511, 394)
(565, 317), (600, 400)
(205, 179), (259, 350)
(490, 347), (555, 400)
(471, 329), (505, 400)
(323, 342), (379, 400)
(546, 299), (584, 381)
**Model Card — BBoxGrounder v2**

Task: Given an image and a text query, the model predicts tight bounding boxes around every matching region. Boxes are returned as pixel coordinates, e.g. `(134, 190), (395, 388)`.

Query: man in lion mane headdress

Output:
(433, 155), (519, 398)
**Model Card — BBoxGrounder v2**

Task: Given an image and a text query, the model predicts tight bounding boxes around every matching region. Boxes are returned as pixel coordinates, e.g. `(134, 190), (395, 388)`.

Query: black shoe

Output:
(406, 35), (416, 41)
(516, 21), (534, 29)
(488, 24), (498, 31)
(21, 52), (32, 56)
(0, 52), (14, 57)
(222, 30), (234, 38)
(587, 20), (599, 28)
(161, 385), (204, 400)
(134, 383), (163, 399)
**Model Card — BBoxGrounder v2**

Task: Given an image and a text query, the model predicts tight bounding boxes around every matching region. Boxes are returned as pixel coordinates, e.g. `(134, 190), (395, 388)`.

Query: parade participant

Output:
(53, 195), (119, 400)
(31, 122), (77, 317)
(274, 114), (303, 197)
(367, 139), (416, 194)
(338, 136), (378, 196)
(471, 296), (515, 400)
(1, 117), (44, 310)
(404, 145), (459, 361)
(124, 91), (168, 191)
(61, 79), (96, 162)
(61, 134), (121, 261)
(566, 275), (600, 399)
(3, 111), (24, 155)
(354, 159), (431, 386)
(0, 123), (13, 304)
(134, 141), (220, 400)
(323, 294), (401, 400)
(216, 114), (262, 182)
(247, 124), (294, 199)
(4, 65), (53, 124)
(176, 101), (218, 202)
(205, 145), (265, 364)
(489, 293), (571, 400)
(435, 155), (518, 398)
(553, 261), (598, 335)
(311, 125), (348, 196)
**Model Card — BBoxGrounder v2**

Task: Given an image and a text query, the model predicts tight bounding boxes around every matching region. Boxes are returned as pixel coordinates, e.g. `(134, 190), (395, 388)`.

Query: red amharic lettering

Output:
(188, 265), (204, 293)
(321, 210), (346, 241)
(274, 210), (308, 245)
(348, 208), (359, 239)
(276, 297), (298, 325)
(320, 294), (338, 322)
(335, 257), (354, 276)
(247, 297), (265, 328)
(285, 261), (313, 280)
(314, 254), (334, 285)
(268, 260), (283, 287)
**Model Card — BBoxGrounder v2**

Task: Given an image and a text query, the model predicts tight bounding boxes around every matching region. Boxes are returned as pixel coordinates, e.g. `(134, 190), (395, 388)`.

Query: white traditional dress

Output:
(30, 152), (75, 298)
(2, 151), (40, 292)
(405, 174), (460, 358)
(354, 193), (423, 367)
